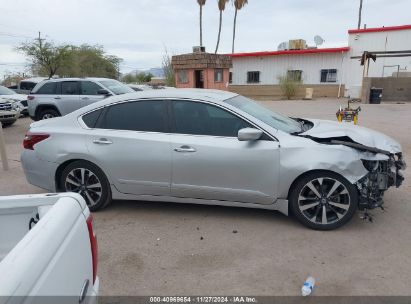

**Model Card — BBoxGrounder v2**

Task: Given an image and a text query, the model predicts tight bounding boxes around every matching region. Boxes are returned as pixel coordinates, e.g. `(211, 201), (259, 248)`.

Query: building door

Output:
(195, 70), (204, 88)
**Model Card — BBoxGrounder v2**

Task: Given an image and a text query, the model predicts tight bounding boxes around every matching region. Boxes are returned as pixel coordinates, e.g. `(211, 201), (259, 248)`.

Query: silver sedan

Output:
(21, 89), (406, 230)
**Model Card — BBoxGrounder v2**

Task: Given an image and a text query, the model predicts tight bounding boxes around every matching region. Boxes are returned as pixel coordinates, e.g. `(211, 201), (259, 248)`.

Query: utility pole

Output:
(0, 122), (9, 171)
(37, 31), (45, 48)
(358, 0), (363, 30)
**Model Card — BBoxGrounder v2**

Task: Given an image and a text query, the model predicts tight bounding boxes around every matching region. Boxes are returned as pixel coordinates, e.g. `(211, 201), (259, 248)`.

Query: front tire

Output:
(1, 121), (16, 127)
(59, 160), (112, 211)
(289, 171), (358, 230)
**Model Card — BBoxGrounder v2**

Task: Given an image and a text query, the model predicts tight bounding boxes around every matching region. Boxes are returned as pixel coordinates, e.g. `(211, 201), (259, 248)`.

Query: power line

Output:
(0, 31), (34, 39)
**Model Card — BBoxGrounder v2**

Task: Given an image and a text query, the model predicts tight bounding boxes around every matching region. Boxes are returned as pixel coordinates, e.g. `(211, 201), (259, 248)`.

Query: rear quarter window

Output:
(82, 109), (103, 128)
(35, 82), (60, 94)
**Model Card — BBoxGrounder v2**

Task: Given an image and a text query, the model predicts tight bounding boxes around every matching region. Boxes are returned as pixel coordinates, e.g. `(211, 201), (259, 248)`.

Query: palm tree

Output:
(215, 0), (229, 53)
(232, 0), (248, 53)
(198, 0), (207, 48)
(358, 0), (363, 30)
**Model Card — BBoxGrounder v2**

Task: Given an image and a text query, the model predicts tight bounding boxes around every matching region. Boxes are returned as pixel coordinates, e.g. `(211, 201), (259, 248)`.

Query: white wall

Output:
(231, 52), (347, 86)
(344, 29), (411, 98)
(231, 28), (411, 99)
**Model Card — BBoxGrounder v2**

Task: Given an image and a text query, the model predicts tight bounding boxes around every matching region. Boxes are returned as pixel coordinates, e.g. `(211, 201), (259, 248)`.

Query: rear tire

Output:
(39, 108), (60, 120)
(59, 160), (112, 211)
(289, 171), (358, 230)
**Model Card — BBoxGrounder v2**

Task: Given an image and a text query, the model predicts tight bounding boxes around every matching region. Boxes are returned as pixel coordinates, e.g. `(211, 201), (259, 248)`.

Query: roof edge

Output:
(348, 24), (411, 34)
(228, 47), (350, 58)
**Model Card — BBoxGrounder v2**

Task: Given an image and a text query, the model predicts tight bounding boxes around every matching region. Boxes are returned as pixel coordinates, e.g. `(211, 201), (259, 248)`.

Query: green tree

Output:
(215, 0), (229, 53)
(58, 45), (122, 79)
(17, 40), (71, 78)
(232, 0), (248, 53)
(197, 0), (207, 48)
(18, 40), (122, 79)
(121, 72), (153, 84)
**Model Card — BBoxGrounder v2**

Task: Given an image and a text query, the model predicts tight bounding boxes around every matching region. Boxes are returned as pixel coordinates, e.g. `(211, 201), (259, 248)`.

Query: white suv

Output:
(28, 78), (134, 120)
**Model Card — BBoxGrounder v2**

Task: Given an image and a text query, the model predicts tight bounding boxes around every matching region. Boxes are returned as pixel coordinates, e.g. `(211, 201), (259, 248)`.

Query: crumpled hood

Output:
(301, 119), (402, 154)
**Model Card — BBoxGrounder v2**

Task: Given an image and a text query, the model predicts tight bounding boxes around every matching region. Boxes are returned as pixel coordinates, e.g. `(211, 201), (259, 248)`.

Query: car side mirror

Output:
(238, 128), (263, 141)
(97, 89), (111, 96)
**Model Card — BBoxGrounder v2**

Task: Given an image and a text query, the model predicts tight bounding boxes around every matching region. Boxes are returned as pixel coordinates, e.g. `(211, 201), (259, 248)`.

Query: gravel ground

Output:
(0, 98), (410, 296)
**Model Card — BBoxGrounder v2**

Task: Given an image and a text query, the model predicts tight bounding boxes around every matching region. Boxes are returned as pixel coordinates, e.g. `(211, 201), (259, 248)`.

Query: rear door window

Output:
(97, 100), (167, 133)
(61, 81), (80, 95)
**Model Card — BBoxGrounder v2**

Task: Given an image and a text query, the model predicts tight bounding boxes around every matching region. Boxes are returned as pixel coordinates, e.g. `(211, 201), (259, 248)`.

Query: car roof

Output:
(43, 77), (116, 82)
(104, 89), (238, 104)
(21, 77), (48, 83)
(69, 89), (239, 116)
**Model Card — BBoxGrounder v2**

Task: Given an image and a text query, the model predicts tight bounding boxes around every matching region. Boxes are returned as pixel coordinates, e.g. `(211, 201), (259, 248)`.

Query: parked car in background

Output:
(0, 99), (21, 127)
(0, 193), (99, 299)
(128, 84), (176, 91)
(21, 89), (405, 230)
(0, 85), (28, 116)
(13, 77), (48, 95)
(128, 84), (154, 91)
(28, 78), (135, 120)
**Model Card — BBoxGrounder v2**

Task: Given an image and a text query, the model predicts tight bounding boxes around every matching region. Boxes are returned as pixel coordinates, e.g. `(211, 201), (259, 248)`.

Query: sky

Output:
(0, 0), (410, 79)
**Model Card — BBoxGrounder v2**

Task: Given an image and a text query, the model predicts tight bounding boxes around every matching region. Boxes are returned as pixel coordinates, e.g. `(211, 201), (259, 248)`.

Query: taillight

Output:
(87, 214), (98, 284)
(27, 95), (35, 101)
(23, 132), (50, 150)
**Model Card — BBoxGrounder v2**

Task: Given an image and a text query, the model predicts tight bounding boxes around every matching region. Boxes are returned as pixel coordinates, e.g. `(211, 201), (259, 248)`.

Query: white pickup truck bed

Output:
(0, 193), (99, 302)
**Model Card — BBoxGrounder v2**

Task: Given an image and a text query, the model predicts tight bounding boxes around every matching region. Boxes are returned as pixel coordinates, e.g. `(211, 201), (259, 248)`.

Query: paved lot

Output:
(1, 99), (410, 296)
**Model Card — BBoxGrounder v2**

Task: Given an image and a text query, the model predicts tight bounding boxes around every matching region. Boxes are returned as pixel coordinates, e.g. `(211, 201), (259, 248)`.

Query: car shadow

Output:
(102, 198), (297, 228)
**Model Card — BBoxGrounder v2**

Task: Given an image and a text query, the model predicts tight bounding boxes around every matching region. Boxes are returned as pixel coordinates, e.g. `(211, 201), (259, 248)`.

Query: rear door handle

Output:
(174, 145), (196, 153)
(81, 97), (90, 100)
(93, 138), (112, 145)
(54, 97), (61, 100)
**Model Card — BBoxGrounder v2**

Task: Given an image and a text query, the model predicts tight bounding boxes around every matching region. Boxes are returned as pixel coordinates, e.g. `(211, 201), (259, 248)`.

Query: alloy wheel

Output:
(42, 113), (55, 119)
(298, 177), (351, 225)
(65, 168), (103, 207)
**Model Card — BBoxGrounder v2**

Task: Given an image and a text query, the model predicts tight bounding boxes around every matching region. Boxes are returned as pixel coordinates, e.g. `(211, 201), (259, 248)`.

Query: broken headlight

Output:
(361, 160), (379, 172)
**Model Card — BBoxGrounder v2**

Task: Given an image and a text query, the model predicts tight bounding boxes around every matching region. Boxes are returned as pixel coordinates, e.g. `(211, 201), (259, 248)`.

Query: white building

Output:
(229, 24), (411, 100)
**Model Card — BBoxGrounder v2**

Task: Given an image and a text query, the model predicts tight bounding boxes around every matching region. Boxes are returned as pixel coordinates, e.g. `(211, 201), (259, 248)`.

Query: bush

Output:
(279, 75), (301, 100)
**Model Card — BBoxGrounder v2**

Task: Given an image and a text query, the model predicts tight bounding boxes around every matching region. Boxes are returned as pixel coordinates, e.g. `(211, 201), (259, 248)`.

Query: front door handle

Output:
(174, 145), (196, 153)
(93, 138), (112, 145)
(54, 96), (61, 100)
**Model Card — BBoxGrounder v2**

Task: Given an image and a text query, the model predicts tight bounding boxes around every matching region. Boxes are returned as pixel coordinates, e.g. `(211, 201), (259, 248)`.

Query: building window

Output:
(177, 70), (189, 84)
(287, 70), (303, 82)
(247, 71), (260, 83)
(229, 72), (233, 84)
(214, 69), (223, 82)
(320, 69), (337, 83)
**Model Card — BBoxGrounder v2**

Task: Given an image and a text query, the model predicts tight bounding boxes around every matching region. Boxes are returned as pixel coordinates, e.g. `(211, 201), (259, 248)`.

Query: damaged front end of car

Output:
(358, 152), (406, 210)
(303, 134), (407, 211)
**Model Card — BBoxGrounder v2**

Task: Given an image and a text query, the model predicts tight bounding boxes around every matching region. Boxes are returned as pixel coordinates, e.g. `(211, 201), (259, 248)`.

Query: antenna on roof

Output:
(314, 35), (325, 47)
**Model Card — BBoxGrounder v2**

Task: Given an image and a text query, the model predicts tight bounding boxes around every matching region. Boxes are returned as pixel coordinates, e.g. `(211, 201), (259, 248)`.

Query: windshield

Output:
(0, 86), (16, 95)
(225, 95), (302, 134)
(98, 80), (134, 95)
